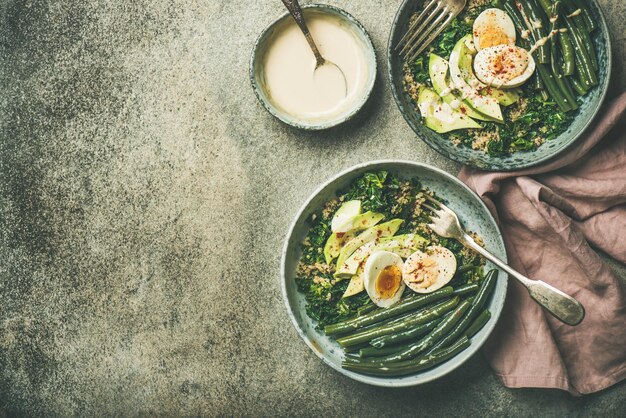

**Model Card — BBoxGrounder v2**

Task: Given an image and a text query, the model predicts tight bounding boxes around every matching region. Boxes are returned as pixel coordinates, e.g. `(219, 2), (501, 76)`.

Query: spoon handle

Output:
(281, 0), (325, 66)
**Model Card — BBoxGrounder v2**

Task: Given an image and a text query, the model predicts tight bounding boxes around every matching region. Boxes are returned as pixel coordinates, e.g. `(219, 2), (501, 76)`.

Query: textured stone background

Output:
(1, 0), (625, 415)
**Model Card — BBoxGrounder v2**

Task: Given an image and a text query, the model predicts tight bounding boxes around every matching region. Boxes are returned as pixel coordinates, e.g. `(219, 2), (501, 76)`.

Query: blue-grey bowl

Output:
(281, 160), (508, 387)
(387, 1), (611, 171)
(250, 4), (377, 130)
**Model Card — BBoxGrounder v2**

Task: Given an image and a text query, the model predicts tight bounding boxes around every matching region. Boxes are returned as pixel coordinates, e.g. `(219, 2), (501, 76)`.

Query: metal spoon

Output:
(281, 0), (347, 97)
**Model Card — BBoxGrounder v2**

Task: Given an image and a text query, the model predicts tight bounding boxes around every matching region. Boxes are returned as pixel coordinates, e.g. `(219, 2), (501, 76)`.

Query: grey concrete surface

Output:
(1, 0), (625, 415)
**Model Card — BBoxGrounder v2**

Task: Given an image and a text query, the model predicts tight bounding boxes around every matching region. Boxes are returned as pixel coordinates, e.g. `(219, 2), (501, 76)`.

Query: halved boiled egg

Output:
(473, 44), (535, 88)
(402, 246), (457, 293)
(472, 8), (516, 51)
(363, 251), (405, 308)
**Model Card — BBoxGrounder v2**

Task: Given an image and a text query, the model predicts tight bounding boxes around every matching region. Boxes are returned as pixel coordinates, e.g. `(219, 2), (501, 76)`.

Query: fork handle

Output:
(460, 234), (585, 326)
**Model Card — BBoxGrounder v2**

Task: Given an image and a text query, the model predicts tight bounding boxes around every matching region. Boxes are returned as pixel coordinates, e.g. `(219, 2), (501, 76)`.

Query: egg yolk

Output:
(477, 30), (511, 50)
(375, 265), (402, 299)
(490, 47), (528, 80)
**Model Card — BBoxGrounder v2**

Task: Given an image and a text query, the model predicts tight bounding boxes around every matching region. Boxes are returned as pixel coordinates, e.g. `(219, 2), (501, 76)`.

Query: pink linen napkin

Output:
(458, 92), (626, 395)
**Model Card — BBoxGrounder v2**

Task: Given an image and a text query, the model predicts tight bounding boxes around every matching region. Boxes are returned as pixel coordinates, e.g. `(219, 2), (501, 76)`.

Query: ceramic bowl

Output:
(250, 4), (377, 130)
(387, 1), (611, 171)
(281, 160), (508, 387)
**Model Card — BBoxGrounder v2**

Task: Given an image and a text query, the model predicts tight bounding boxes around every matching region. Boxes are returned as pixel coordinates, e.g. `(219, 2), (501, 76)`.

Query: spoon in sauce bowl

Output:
(281, 0), (348, 100)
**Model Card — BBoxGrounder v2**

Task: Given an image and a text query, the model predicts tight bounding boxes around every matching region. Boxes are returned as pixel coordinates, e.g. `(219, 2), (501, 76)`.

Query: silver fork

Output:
(423, 196), (585, 326)
(396, 0), (467, 63)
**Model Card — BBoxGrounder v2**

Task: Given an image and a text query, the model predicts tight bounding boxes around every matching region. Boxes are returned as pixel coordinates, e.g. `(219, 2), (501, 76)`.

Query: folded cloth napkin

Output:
(458, 91), (626, 395)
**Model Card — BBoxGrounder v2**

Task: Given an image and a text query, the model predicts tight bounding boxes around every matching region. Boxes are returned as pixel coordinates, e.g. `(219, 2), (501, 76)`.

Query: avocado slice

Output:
(331, 200), (361, 232)
(341, 234), (429, 297)
(418, 88), (481, 133)
(449, 35), (503, 122)
(343, 266), (365, 298)
(457, 37), (486, 90)
(429, 53), (489, 121)
(335, 219), (403, 276)
(336, 233), (428, 278)
(323, 211), (384, 264)
(345, 211), (385, 232)
(323, 231), (356, 264)
(481, 86), (520, 106)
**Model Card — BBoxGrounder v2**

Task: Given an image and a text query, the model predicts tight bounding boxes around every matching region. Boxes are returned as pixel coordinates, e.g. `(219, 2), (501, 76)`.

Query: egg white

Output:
(402, 246), (457, 293)
(473, 45), (535, 88)
(473, 8), (516, 51)
(363, 251), (405, 308)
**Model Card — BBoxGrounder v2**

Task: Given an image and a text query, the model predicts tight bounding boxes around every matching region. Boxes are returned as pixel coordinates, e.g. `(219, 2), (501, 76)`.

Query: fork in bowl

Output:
(396, 0), (467, 62)
(422, 196), (585, 326)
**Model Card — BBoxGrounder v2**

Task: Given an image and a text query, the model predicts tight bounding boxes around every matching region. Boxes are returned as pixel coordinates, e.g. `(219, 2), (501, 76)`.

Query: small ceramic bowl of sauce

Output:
(250, 4), (377, 130)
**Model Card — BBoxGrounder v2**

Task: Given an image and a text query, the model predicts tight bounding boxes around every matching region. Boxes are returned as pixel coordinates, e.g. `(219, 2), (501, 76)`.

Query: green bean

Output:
(531, 0), (578, 110)
(532, 73), (544, 91)
(341, 310), (408, 337)
(559, 73), (578, 107)
(503, 1), (535, 55)
(343, 311), (452, 362)
(504, 1), (530, 45)
(357, 299), (471, 363)
(452, 283), (479, 297)
(472, 270), (498, 308)
(579, 22), (598, 72)
(550, 37), (578, 109)
(538, 0), (597, 80)
(523, 0), (579, 110)
(570, 75), (588, 96)
(535, 0), (552, 16)
(466, 309), (492, 338)
(342, 336), (471, 377)
(536, 0), (575, 76)
(572, 0), (597, 32)
(455, 264), (478, 276)
(344, 352), (361, 361)
(517, 0), (550, 64)
(357, 303), (378, 316)
(504, 0), (569, 109)
(363, 296), (460, 331)
(343, 303), (439, 339)
(370, 318), (443, 348)
(564, 1), (598, 70)
(361, 296), (469, 353)
(358, 345), (407, 358)
(561, 5), (597, 85)
(538, 63), (571, 111)
(424, 270), (497, 355)
(342, 313), (406, 337)
(343, 343), (369, 353)
(324, 287), (453, 336)
(383, 336), (471, 369)
(558, 31), (575, 75)
(336, 297), (459, 347)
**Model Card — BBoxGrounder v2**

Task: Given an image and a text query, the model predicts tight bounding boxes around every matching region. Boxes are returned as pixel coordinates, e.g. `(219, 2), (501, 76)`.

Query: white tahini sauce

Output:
(261, 11), (369, 121)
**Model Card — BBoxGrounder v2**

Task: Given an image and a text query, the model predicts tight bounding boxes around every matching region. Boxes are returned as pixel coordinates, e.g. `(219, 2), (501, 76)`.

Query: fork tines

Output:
(396, 0), (462, 63)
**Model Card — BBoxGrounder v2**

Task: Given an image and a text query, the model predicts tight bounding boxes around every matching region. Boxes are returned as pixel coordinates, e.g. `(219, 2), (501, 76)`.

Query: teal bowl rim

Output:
(249, 3), (377, 131)
(386, 0), (612, 171)
(280, 160), (508, 387)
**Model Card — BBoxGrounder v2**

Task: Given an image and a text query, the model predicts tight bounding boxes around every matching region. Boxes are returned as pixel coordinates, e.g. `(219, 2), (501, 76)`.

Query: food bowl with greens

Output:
(388, 0), (611, 171)
(281, 161), (507, 386)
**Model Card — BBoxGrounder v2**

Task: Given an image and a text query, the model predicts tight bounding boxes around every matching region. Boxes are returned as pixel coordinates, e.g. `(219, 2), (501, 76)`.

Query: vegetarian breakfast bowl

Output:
(281, 161), (507, 386)
(388, 0), (611, 171)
